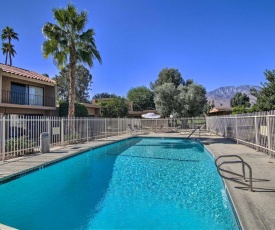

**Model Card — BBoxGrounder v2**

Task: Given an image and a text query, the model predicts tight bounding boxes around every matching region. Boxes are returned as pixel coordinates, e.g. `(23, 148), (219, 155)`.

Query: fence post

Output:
(118, 118), (119, 136)
(47, 118), (51, 136)
(267, 115), (271, 154)
(105, 118), (107, 139)
(235, 116), (238, 144)
(87, 118), (89, 142)
(2, 117), (5, 161)
(255, 116), (259, 151)
(61, 118), (64, 145)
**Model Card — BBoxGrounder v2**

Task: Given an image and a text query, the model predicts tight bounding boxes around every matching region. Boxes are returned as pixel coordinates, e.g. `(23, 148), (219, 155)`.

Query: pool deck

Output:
(0, 132), (275, 230)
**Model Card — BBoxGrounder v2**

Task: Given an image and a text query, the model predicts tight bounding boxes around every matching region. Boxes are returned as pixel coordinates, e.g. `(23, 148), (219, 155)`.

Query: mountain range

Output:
(206, 85), (261, 109)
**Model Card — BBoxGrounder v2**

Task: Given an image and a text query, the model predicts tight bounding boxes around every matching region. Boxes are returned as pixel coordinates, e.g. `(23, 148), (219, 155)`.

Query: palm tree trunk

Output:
(8, 38), (12, 66)
(5, 53), (8, 65)
(9, 51), (12, 66)
(68, 44), (76, 135)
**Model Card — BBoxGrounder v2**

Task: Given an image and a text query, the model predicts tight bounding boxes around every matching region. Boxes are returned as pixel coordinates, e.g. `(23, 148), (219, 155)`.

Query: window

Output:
(29, 86), (43, 106)
(10, 83), (44, 106)
(11, 83), (28, 104)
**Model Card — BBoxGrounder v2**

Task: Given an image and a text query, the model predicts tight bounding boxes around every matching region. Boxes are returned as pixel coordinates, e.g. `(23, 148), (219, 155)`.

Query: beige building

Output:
(0, 63), (57, 116)
(209, 108), (232, 116)
(82, 103), (101, 117)
(0, 64), (101, 117)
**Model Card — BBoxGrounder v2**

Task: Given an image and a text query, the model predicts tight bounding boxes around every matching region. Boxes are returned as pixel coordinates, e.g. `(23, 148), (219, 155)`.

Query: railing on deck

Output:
(1, 90), (55, 107)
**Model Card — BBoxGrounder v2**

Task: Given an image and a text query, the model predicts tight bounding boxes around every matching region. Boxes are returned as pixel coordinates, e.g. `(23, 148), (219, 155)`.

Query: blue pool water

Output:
(0, 138), (240, 229)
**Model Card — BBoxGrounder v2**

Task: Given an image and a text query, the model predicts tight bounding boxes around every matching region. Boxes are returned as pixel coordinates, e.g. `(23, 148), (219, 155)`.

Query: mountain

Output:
(206, 85), (261, 108)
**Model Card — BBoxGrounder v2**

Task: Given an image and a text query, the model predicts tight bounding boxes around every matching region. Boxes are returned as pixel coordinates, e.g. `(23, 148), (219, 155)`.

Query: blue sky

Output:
(1, 0), (275, 97)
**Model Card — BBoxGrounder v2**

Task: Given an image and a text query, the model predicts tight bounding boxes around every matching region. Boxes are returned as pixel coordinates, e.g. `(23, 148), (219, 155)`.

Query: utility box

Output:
(40, 132), (50, 153)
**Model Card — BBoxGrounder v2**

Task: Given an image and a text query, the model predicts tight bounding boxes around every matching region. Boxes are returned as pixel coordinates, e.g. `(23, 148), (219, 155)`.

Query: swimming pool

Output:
(0, 137), (240, 229)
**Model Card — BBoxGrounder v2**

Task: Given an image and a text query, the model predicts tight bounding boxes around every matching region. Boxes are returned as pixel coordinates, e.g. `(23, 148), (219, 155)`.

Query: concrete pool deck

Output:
(0, 132), (274, 230)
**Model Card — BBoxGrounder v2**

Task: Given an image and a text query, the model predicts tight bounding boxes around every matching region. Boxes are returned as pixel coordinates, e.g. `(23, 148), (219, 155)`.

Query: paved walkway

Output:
(0, 132), (274, 230)
(199, 136), (275, 230)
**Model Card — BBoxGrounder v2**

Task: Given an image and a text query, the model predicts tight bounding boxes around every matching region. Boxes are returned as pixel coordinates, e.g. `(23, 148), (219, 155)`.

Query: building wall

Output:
(83, 103), (101, 117)
(2, 75), (55, 100)
(0, 107), (44, 115)
(0, 72), (57, 116)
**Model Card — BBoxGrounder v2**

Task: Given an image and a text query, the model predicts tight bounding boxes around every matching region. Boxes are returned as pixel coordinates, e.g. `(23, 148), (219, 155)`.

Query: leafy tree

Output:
(154, 82), (207, 117)
(127, 86), (155, 111)
(232, 105), (249, 114)
(250, 87), (260, 98)
(177, 83), (207, 117)
(152, 68), (207, 117)
(150, 68), (185, 90)
(1, 26), (19, 65)
(97, 97), (129, 118)
(53, 64), (92, 103)
(42, 3), (101, 120)
(253, 69), (275, 111)
(59, 102), (88, 117)
(154, 83), (179, 117)
(1, 43), (16, 65)
(42, 73), (50, 78)
(230, 92), (250, 108)
(92, 92), (117, 99)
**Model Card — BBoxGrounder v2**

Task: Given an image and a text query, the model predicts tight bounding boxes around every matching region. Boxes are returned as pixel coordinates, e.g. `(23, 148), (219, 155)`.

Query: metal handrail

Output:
(187, 128), (199, 138)
(215, 155), (246, 180)
(215, 155), (253, 192)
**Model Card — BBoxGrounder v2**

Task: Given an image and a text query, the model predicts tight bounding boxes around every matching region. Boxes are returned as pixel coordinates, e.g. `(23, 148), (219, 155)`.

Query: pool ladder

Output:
(215, 155), (253, 192)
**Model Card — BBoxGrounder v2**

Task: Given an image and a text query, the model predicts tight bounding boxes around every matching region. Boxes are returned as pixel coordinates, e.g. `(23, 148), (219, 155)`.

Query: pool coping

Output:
(0, 133), (275, 230)
(0, 134), (133, 184)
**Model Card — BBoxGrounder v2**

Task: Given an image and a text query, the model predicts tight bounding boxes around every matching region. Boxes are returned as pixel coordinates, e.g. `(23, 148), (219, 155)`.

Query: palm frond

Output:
(53, 51), (67, 69)
(1, 26), (19, 41)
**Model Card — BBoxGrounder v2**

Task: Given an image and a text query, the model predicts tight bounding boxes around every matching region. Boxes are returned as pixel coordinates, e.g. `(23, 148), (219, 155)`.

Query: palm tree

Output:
(42, 3), (101, 121)
(1, 26), (19, 66)
(1, 42), (17, 65)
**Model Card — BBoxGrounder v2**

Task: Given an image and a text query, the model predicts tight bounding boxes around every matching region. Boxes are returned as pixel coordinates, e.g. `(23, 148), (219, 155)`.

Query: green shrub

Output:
(5, 136), (36, 153)
(59, 102), (88, 117)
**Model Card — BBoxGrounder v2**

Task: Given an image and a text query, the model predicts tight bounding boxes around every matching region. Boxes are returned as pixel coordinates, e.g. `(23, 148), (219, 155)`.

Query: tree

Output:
(177, 83), (207, 117)
(154, 82), (207, 117)
(92, 92), (117, 99)
(53, 64), (92, 103)
(1, 43), (16, 65)
(232, 105), (249, 114)
(230, 92), (250, 108)
(152, 68), (207, 117)
(250, 87), (260, 98)
(252, 69), (275, 111)
(59, 102), (88, 117)
(150, 68), (185, 90)
(127, 86), (155, 111)
(1, 26), (19, 65)
(42, 3), (101, 121)
(42, 73), (50, 78)
(96, 97), (129, 118)
(154, 83), (179, 117)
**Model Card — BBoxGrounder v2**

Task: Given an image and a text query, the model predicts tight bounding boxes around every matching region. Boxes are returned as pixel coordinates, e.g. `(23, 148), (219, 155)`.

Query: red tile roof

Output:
(0, 63), (56, 84)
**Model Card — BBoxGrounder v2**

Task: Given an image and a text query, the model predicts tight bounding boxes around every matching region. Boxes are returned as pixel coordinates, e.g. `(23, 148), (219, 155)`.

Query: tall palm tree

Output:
(1, 42), (16, 65)
(1, 26), (19, 66)
(42, 3), (101, 121)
